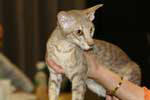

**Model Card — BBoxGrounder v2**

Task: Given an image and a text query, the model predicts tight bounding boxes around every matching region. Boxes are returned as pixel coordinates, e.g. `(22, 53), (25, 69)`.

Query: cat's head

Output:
(57, 4), (103, 50)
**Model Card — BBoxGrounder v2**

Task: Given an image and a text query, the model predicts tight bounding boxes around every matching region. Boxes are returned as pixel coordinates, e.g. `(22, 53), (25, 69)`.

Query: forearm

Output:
(94, 66), (144, 100)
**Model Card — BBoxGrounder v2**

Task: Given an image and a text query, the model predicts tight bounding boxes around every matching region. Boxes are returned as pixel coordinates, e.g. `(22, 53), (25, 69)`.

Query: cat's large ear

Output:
(57, 11), (74, 30)
(82, 4), (103, 21)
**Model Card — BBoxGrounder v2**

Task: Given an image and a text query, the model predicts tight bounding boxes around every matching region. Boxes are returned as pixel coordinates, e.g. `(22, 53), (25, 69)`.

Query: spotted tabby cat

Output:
(46, 4), (141, 100)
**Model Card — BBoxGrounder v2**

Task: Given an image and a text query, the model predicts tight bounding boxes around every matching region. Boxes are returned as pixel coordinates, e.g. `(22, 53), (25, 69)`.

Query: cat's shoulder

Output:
(93, 39), (129, 58)
(94, 39), (122, 50)
(48, 40), (76, 53)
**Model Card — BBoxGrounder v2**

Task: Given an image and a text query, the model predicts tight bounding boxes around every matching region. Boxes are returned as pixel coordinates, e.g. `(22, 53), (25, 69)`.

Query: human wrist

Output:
(91, 66), (104, 80)
(91, 66), (122, 90)
(107, 76), (124, 96)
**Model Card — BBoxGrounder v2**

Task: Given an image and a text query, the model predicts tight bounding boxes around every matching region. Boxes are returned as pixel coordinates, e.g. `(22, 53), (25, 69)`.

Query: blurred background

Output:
(0, 0), (149, 95)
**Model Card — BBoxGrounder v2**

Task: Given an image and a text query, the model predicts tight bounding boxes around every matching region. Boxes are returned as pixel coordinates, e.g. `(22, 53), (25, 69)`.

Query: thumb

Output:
(47, 59), (64, 74)
(83, 52), (96, 61)
(83, 52), (98, 66)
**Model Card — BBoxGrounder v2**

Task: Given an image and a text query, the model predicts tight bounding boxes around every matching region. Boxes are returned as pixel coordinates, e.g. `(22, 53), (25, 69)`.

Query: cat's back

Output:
(91, 39), (130, 67)
(89, 39), (141, 84)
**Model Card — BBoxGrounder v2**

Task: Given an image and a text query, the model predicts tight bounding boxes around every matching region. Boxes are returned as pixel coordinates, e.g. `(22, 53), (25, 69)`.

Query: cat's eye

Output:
(77, 30), (83, 36)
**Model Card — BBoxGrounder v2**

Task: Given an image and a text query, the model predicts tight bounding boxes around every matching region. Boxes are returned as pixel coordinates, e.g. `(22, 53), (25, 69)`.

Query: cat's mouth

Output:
(83, 46), (93, 51)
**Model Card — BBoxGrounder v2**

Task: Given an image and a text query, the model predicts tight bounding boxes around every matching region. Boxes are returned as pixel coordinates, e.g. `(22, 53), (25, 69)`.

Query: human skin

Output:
(46, 52), (144, 100)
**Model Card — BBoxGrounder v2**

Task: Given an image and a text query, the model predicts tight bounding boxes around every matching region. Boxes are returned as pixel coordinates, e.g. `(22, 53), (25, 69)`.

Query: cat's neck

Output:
(50, 26), (66, 42)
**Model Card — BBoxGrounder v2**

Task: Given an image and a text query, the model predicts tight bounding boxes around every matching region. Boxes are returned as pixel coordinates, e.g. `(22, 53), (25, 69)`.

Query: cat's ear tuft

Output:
(83, 4), (103, 21)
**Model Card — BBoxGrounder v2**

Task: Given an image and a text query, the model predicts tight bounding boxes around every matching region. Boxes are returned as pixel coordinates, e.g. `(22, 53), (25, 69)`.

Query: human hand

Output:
(83, 52), (101, 79)
(84, 52), (120, 100)
(45, 52), (64, 74)
(106, 95), (119, 100)
(46, 59), (64, 74)
(46, 52), (100, 78)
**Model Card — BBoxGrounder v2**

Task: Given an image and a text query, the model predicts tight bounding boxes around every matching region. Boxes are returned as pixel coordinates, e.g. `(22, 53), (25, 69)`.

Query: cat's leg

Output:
(86, 79), (106, 97)
(48, 72), (62, 100)
(72, 76), (86, 100)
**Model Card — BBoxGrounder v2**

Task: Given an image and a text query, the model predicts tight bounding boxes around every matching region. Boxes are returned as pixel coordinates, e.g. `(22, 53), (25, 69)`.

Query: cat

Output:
(46, 4), (141, 100)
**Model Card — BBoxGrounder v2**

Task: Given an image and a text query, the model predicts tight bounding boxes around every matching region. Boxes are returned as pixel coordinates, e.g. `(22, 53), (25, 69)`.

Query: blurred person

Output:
(0, 23), (34, 92)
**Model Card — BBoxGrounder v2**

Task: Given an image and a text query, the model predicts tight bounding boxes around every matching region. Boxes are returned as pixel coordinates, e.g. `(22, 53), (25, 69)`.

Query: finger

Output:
(47, 59), (64, 74)
(84, 52), (98, 66)
(106, 95), (112, 100)
(83, 52), (92, 62)
(84, 52), (96, 61)
(113, 96), (119, 100)
(49, 60), (64, 73)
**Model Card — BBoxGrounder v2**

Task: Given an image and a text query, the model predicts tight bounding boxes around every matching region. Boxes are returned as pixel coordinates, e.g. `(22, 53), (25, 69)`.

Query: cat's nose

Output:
(87, 40), (94, 46)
